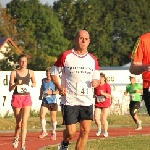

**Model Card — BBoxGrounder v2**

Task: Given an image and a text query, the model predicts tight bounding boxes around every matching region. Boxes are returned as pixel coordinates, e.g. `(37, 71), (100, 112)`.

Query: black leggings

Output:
(129, 101), (140, 123)
(143, 88), (150, 116)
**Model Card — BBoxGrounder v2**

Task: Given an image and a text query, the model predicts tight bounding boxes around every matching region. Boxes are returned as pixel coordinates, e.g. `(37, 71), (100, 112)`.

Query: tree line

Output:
(0, 0), (150, 70)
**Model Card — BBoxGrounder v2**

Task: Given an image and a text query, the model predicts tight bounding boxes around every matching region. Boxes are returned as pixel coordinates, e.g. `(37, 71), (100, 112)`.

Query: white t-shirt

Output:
(50, 49), (100, 106)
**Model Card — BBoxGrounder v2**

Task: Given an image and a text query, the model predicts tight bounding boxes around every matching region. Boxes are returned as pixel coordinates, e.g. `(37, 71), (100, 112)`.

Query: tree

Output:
(0, 4), (20, 70)
(53, 0), (150, 66)
(53, 0), (115, 66)
(0, 5), (17, 38)
(6, 0), (69, 70)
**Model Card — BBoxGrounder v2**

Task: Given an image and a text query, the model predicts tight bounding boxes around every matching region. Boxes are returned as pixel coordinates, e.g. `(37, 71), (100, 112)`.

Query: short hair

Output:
(17, 54), (27, 61)
(46, 67), (51, 72)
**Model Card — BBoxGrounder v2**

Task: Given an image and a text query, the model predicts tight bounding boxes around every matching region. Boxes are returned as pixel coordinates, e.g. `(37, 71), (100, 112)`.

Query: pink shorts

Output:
(11, 94), (32, 108)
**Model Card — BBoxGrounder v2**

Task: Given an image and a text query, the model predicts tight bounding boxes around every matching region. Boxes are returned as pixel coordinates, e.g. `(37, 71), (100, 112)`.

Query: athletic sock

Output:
(51, 121), (57, 133)
(41, 119), (46, 132)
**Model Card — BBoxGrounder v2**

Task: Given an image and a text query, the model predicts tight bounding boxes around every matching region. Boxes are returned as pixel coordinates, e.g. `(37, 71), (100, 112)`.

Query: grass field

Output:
(0, 112), (150, 130)
(1, 112), (150, 150)
(43, 135), (150, 150)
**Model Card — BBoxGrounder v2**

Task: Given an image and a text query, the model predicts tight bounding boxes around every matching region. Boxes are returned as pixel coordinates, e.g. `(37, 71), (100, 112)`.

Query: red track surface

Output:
(0, 126), (150, 150)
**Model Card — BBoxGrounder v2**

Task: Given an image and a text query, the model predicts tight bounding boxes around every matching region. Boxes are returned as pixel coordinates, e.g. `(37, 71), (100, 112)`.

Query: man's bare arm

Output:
(50, 75), (61, 90)
(129, 60), (146, 75)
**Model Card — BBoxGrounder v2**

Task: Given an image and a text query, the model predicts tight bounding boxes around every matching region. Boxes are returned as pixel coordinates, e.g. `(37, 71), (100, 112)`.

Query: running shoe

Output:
(103, 132), (108, 137)
(12, 137), (19, 148)
(135, 120), (142, 130)
(38, 131), (48, 138)
(20, 146), (26, 150)
(58, 141), (69, 150)
(50, 132), (56, 140)
(96, 130), (101, 136)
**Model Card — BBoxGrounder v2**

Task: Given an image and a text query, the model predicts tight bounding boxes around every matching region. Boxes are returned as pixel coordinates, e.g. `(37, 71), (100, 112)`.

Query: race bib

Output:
(76, 83), (93, 96)
(96, 95), (105, 102)
(17, 84), (30, 93)
(42, 91), (50, 98)
(130, 94), (135, 101)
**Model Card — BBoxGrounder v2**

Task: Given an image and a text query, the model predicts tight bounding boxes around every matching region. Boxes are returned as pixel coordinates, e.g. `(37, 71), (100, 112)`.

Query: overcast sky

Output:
(0, 0), (57, 7)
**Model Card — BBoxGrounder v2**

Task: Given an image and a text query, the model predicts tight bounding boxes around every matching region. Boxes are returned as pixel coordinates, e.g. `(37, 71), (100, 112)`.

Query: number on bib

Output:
(17, 84), (30, 93)
(76, 83), (93, 96)
(96, 95), (105, 102)
(130, 94), (135, 101)
(42, 91), (50, 98)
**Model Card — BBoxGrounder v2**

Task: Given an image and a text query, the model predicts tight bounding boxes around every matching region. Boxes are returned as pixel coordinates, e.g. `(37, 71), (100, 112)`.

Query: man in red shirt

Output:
(130, 32), (150, 115)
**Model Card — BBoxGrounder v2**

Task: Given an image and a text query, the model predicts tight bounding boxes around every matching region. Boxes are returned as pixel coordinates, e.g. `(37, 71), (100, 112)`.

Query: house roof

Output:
(0, 37), (22, 53)
(0, 37), (7, 46)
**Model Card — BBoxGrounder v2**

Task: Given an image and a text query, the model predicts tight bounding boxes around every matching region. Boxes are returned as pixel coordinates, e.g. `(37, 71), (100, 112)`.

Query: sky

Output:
(0, 0), (56, 7)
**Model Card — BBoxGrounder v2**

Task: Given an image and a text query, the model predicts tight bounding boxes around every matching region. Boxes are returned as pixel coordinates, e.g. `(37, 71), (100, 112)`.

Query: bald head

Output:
(75, 30), (90, 39)
(74, 30), (90, 52)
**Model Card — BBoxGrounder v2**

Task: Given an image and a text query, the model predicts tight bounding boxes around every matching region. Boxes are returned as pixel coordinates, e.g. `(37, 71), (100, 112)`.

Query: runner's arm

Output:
(39, 85), (43, 99)
(30, 70), (36, 87)
(52, 87), (59, 95)
(9, 71), (18, 92)
(124, 86), (129, 95)
(92, 58), (100, 88)
(105, 83), (111, 98)
(135, 84), (143, 94)
(50, 75), (61, 90)
(129, 60), (146, 75)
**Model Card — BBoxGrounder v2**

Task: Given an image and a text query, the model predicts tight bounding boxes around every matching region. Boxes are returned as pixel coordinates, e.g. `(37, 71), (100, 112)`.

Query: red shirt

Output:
(94, 82), (111, 108)
(131, 32), (150, 88)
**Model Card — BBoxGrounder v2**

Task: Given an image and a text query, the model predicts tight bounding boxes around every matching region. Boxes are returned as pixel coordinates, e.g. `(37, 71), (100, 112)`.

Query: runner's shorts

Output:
(11, 94), (32, 108)
(63, 105), (93, 125)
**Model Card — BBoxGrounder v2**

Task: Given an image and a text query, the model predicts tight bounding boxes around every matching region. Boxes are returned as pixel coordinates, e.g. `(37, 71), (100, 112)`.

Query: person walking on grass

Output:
(38, 67), (59, 140)
(124, 74), (142, 130)
(50, 30), (100, 150)
(94, 73), (111, 138)
(9, 54), (36, 150)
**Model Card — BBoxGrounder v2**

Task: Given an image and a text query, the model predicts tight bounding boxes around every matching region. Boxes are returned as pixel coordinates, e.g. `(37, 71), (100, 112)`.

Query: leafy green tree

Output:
(0, 5), (17, 38)
(6, 0), (69, 70)
(53, 0), (115, 66)
(53, 0), (150, 66)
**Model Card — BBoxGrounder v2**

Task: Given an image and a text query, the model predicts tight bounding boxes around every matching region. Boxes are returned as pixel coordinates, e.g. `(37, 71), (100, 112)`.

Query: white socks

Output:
(41, 119), (57, 133)
(51, 121), (57, 133)
(41, 119), (46, 132)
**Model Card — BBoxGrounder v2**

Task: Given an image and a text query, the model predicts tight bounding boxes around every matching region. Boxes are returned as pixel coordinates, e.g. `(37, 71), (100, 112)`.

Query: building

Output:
(0, 37), (25, 70)
(0, 37), (22, 59)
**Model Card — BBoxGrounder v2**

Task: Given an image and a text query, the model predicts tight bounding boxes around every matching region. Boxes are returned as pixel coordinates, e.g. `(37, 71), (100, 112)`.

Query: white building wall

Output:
(0, 69), (145, 117)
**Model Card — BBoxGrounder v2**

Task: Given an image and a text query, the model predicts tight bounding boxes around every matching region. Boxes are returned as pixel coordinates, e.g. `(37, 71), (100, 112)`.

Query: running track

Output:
(0, 126), (150, 150)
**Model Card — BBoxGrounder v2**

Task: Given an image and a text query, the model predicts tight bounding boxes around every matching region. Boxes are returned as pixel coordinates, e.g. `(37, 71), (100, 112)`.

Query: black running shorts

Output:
(63, 105), (93, 125)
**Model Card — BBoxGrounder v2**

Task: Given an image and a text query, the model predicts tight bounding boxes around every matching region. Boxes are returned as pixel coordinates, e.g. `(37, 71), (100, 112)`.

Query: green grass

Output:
(1, 113), (150, 149)
(0, 113), (150, 130)
(0, 111), (63, 130)
(42, 135), (150, 150)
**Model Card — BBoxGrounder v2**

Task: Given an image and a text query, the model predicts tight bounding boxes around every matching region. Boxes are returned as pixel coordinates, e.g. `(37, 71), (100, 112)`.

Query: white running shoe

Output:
(103, 132), (108, 137)
(96, 130), (101, 136)
(20, 146), (26, 150)
(135, 120), (142, 130)
(12, 137), (19, 148)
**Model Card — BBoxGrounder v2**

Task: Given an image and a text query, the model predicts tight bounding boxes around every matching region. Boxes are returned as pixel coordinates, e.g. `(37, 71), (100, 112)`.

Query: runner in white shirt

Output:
(50, 30), (100, 150)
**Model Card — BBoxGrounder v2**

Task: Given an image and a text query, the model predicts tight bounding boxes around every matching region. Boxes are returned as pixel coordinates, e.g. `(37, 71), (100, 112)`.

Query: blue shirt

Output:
(42, 78), (57, 104)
